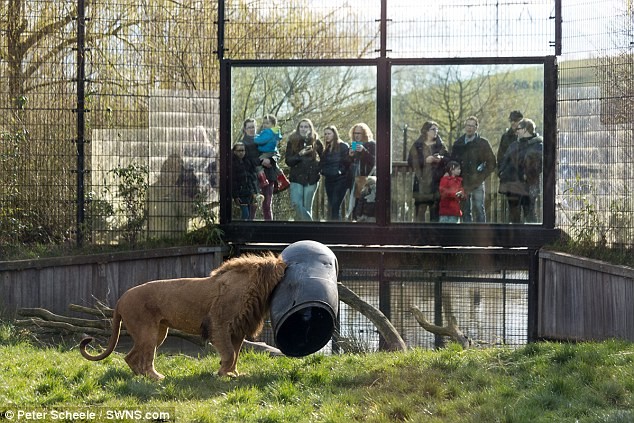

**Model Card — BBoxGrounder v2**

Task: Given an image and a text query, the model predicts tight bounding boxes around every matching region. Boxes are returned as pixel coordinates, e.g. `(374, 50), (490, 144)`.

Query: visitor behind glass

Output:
(497, 110), (524, 223)
(347, 123), (376, 220)
(239, 118), (275, 220)
(284, 118), (323, 221)
(438, 161), (465, 224)
(407, 121), (448, 222)
(451, 116), (496, 223)
(498, 118), (543, 223)
(320, 125), (351, 220)
(231, 142), (258, 220)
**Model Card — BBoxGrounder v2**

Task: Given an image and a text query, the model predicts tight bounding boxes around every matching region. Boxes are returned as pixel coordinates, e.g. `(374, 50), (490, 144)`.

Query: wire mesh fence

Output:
(557, 1), (634, 249)
(337, 267), (528, 351)
(0, 0), (632, 250)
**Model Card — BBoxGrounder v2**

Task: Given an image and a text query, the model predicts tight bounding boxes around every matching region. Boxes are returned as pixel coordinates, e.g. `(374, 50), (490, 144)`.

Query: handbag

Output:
(353, 166), (375, 198)
(354, 175), (367, 199)
(498, 180), (529, 196)
(274, 171), (290, 194)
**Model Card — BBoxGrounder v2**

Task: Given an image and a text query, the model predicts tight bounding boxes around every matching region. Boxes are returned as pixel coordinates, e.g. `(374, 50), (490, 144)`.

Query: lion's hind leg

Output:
(124, 323), (166, 381)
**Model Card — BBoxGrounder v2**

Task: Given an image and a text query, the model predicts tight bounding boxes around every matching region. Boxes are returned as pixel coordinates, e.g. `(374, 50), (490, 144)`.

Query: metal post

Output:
(554, 0), (562, 55)
(378, 253), (391, 350)
(75, 0), (87, 247)
(217, 1), (232, 224)
(402, 125), (408, 161)
(502, 270), (507, 344)
(434, 273), (444, 348)
(379, 0), (387, 58)
(527, 249), (539, 342)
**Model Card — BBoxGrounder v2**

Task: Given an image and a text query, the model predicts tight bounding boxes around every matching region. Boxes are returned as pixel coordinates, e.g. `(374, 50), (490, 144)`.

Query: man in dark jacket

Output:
(451, 116), (496, 223)
(497, 110), (524, 222)
(497, 110), (524, 166)
(498, 118), (543, 223)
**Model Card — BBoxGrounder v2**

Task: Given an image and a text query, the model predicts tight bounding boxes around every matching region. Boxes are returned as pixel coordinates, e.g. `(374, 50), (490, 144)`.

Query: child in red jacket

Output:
(439, 161), (464, 223)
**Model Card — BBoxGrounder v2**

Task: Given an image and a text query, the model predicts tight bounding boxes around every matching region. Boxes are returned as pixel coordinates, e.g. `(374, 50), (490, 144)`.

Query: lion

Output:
(79, 252), (287, 380)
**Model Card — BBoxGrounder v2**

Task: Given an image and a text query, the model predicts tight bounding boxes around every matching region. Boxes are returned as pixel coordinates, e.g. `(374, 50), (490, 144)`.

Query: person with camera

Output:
(284, 118), (324, 221)
(497, 110), (524, 223)
(407, 121), (449, 222)
(347, 123), (376, 220)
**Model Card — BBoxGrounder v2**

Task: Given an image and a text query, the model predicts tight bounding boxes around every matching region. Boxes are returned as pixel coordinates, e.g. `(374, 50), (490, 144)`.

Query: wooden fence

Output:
(0, 246), (228, 318)
(538, 250), (634, 342)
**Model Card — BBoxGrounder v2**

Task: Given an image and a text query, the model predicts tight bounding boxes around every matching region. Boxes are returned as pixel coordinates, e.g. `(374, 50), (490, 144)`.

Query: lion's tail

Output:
(79, 307), (123, 361)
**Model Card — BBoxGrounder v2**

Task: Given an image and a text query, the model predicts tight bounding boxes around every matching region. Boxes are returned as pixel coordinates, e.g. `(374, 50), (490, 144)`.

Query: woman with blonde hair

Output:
(347, 123), (376, 220)
(284, 118), (324, 221)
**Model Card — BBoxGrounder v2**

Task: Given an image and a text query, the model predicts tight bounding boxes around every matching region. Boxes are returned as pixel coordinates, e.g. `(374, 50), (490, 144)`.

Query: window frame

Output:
(218, 56), (559, 248)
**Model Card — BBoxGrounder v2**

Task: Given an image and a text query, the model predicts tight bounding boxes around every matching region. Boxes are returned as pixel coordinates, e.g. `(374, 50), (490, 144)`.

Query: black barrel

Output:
(270, 240), (339, 357)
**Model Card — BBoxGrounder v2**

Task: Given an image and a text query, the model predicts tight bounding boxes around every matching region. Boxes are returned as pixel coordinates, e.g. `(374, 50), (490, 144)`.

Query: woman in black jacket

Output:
(320, 125), (351, 220)
(347, 123), (377, 220)
(407, 121), (449, 222)
(284, 118), (324, 221)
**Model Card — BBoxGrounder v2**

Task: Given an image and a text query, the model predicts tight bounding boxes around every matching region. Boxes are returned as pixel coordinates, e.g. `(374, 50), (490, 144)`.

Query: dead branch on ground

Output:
(409, 306), (470, 349)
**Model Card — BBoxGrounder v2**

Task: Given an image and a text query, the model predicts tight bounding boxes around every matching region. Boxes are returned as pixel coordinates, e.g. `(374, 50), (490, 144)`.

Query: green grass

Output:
(1, 323), (633, 422)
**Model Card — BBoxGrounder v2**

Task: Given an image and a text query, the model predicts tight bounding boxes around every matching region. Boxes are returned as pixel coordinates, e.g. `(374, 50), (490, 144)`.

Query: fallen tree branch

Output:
(15, 318), (113, 336)
(18, 308), (109, 329)
(68, 304), (112, 318)
(338, 282), (407, 351)
(410, 306), (470, 349)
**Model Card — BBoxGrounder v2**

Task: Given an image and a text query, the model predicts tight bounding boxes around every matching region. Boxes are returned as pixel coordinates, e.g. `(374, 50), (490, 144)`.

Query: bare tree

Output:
(392, 65), (513, 149)
(232, 66), (375, 140)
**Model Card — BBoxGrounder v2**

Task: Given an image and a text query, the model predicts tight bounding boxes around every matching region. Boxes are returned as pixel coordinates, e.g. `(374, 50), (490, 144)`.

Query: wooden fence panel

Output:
(538, 250), (634, 342)
(0, 246), (229, 318)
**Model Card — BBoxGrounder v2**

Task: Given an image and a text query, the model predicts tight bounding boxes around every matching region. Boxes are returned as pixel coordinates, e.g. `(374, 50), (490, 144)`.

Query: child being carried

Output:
(254, 114), (290, 191)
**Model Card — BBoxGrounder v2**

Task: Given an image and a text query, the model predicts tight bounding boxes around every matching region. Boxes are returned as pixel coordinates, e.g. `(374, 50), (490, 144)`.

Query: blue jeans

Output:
(462, 183), (486, 223)
(290, 182), (318, 221)
(238, 196), (255, 220)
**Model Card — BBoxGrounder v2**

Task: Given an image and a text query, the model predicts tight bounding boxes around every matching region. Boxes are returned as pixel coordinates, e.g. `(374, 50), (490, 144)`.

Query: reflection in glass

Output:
(231, 66), (376, 222)
(391, 64), (545, 224)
